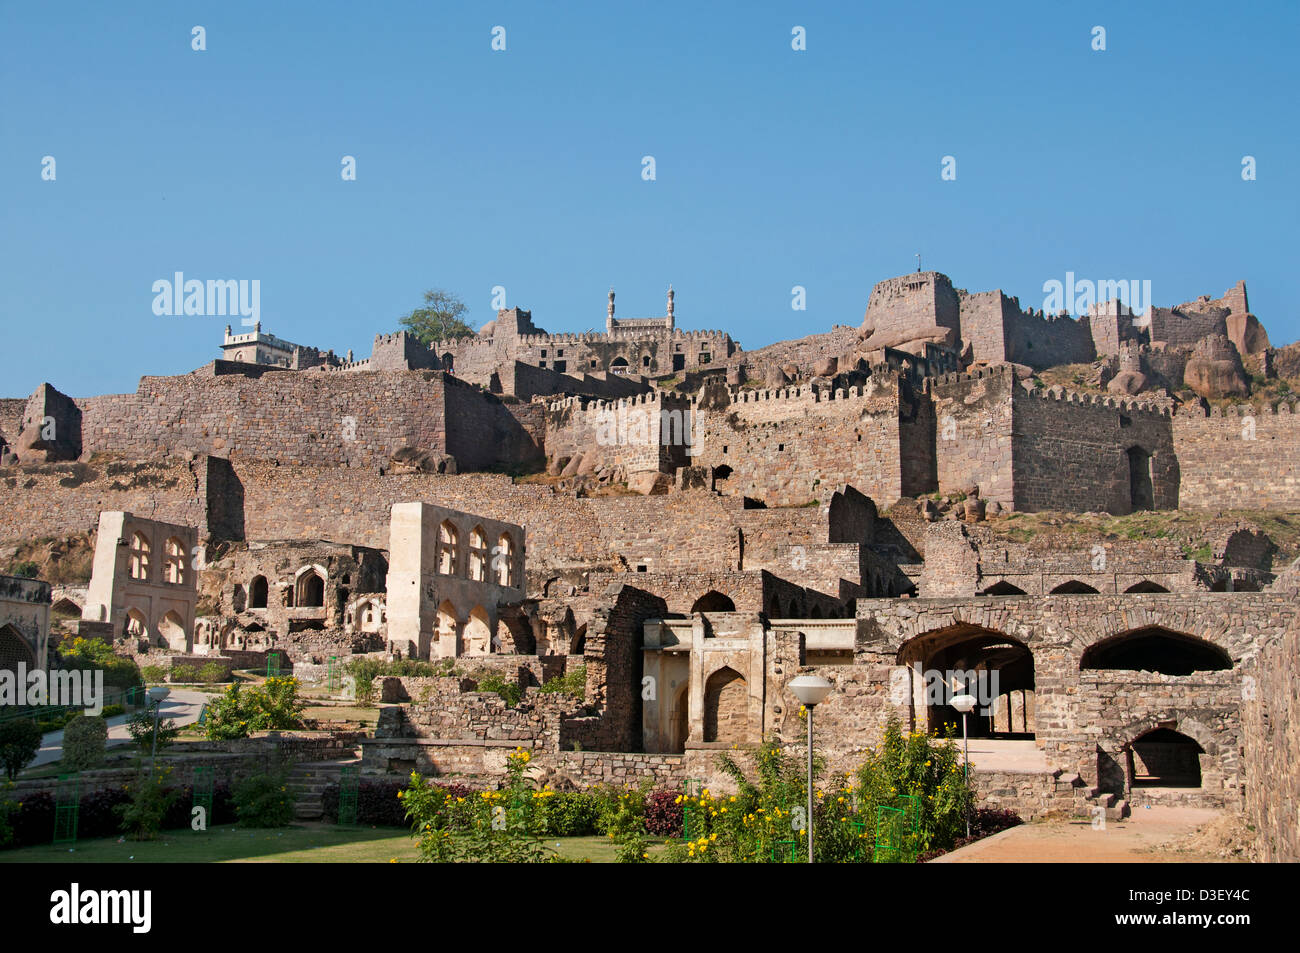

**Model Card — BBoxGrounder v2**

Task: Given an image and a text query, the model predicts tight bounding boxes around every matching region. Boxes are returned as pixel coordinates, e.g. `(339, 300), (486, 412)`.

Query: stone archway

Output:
(158, 611), (188, 651)
(1080, 626), (1232, 676)
(0, 624), (35, 676)
(703, 666), (748, 743)
(896, 623), (1036, 738)
(691, 590), (736, 613)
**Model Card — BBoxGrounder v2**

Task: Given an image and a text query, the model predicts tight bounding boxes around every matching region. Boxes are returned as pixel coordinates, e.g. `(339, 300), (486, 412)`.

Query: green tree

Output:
(0, 719), (42, 780)
(62, 714), (108, 771)
(398, 288), (473, 344)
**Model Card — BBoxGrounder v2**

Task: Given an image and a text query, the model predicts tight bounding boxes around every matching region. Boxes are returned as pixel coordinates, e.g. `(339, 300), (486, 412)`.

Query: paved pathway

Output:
(931, 806), (1225, 862)
(31, 689), (210, 768)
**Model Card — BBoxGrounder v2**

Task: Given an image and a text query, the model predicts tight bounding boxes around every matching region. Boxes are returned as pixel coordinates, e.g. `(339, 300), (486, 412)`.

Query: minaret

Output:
(606, 288), (616, 333)
(666, 285), (675, 331)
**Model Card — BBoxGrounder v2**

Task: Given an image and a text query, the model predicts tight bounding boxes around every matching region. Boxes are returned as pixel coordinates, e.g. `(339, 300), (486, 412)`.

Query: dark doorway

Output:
(1127, 446), (1153, 512)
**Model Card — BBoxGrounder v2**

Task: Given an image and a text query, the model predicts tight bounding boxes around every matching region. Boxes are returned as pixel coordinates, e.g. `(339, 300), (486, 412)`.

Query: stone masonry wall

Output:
(1173, 402), (1300, 511)
(1241, 623), (1300, 861)
(1012, 386), (1176, 513)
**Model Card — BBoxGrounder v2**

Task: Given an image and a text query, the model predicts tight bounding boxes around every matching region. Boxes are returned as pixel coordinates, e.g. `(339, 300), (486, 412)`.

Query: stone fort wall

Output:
(1242, 621), (1300, 861)
(1173, 402), (1300, 511)
(65, 369), (539, 473)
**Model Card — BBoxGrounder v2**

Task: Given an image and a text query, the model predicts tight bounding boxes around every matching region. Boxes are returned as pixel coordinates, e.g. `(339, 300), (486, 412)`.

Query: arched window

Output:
(469, 526), (488, 582)
(1128, 728), (1204, 788)
(0, 624), (36, 675)
(438, 521), (459, 576)
(1049, 580), (1100, 595)
(982, 579), (1024, 595)
(129, 533), (151, 580)
(691, 591), (736, 613)
(703, 667), (748, 743)
(296, 568), (326, 607)
(164, 537), (186, 584)
(125, 608), (148, 640)
(249, 575), (268, 609)
(1081, 627), (1231, 676)
(159, 611), (187, 651)
(464, 605), (492, 655)
(495, 533), (514, 587)
(1124, 581), (1169, 594)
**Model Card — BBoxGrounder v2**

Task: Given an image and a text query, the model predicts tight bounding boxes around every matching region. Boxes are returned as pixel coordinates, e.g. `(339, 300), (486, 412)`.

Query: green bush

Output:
(233, 772), (295, 828)
(203, 677), (304, 740)
(57, 637), (144, 691)
(117, 767), (180, 840)
(539, 665), (586, 700)
(62, 714), (108, 772)
(10, 561), (39, 578)
(0, 781), (15, 847)
(100, 704), (125, 718)
(198, 662), (228, 684)
(345, 657), (458, 706)
(0, 719), (42, 780)
(401, 748), (555, 863)
(473, 672), (522, 707)
(126, 709), (180, 753)
(138, 664), (167, 685)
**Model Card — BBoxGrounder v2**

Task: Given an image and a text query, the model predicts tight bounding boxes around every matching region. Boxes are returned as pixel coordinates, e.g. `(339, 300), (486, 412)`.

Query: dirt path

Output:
(932, 807), (1246, 863)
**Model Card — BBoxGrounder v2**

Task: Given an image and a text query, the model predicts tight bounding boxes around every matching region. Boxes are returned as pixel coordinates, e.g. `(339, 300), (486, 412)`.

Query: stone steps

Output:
(286, 752), (361, 821)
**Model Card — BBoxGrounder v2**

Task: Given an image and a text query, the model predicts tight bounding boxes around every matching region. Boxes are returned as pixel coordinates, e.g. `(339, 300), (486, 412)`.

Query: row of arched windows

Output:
(128, 533), (188, 585)
(437, 521), (517, 587)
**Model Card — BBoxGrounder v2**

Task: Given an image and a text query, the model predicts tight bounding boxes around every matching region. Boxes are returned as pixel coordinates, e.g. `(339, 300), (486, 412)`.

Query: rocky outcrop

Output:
(1183, 334), (1250, 399)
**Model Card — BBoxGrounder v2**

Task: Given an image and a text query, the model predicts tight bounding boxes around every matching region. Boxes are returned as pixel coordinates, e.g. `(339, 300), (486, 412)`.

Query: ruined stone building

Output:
(3, 265), (1299, 857)
(79, 511), (198, 653)
(0, 574), (51, 677)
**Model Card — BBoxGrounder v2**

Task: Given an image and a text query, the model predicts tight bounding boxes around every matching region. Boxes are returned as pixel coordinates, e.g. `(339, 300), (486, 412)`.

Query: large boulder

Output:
(1183, 334), (1250, 399)
(628, 471), (672, 496)
(1107, 370), (1147, 395)
(389, 447), (457, 474)
(1226, 312), (1270, 356)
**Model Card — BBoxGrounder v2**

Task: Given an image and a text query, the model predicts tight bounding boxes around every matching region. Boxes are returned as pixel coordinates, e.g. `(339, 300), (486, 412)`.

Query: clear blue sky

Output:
(3, 1), (1297, 397)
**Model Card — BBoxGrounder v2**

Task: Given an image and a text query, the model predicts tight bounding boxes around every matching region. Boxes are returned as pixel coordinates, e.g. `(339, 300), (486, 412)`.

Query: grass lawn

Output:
(0, 825), (646, 863)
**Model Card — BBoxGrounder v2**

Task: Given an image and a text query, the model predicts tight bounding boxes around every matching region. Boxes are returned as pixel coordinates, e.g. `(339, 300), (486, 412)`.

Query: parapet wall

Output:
(688, 373), (922, 506)
(1174, 402), (1300, 511)
(77, 371), (449, 468)
(1243, 622), (1300, 860)
(1012, 383), (1176, 513)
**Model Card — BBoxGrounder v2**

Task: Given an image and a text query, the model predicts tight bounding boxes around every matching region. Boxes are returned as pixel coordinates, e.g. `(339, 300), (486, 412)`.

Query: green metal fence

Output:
(53, 774), (80, 846)
(337, 765), (360, 826)
(191, 766), (214, 830)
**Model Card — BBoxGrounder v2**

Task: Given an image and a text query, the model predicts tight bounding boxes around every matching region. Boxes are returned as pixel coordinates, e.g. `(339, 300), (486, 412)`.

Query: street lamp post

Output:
(788, 675), (832, 864)
(950, 693), (977, 839)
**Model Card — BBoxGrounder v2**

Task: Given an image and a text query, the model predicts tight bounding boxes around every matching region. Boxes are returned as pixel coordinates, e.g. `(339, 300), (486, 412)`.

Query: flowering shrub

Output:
(643, 790), (684, 837)
(400, 748), (557, 862)
(660, 719), (975, 863)
(203, 677), (304, 740)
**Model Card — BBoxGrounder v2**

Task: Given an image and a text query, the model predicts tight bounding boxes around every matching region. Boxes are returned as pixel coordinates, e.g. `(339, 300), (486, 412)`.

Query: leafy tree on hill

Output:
(399, 288), (473, 344)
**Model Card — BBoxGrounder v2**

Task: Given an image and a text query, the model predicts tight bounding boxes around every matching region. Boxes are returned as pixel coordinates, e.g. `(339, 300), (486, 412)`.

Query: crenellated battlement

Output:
(1177, 401), (1300, 418)
(1020, 383), (1175, 417)
(933, 364), (1018, 388)
(548, 389), (681, 415)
